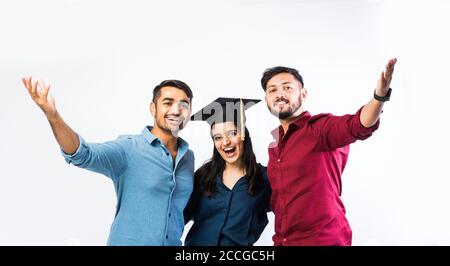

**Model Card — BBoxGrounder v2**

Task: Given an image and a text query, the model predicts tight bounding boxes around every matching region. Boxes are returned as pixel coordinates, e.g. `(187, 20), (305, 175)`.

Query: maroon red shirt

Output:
(267, 107), (379, 246)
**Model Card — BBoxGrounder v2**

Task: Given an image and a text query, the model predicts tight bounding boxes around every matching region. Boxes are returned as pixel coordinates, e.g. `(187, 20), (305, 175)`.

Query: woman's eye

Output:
(214, 136), (222, 141)
(228, 131), (237, 137)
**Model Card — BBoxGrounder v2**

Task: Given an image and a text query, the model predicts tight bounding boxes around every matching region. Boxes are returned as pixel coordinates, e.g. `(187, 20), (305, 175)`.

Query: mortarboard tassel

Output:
(240, 98), (245, 141)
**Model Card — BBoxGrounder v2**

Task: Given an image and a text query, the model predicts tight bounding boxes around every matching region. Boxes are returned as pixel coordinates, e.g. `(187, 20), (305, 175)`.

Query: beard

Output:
(267, 95), (302, 120)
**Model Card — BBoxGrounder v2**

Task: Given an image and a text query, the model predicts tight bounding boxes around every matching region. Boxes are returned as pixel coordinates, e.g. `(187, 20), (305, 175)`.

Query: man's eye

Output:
(285, 86), (292, 90)
(163, 102), (171, 106)
(179, 102), (190, 109)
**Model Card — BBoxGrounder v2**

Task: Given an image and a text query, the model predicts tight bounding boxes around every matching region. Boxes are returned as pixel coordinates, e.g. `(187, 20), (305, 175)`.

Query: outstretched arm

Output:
(22, 76), (79, 155)
(360, 58), (397, 128)
(22, 76), (128, 180)
(312, 59), (397, 150)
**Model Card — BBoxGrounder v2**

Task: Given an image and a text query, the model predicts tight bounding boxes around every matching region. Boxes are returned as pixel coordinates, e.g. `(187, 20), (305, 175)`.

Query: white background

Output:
(1, 0), (449, 245)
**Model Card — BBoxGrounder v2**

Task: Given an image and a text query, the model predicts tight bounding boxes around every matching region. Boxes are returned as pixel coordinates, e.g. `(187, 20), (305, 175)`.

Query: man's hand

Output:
(21, 76), (79, 154)
(376, 58), (397, 96)
(360, 58), (398, 128)
(22, 76), (57, 119)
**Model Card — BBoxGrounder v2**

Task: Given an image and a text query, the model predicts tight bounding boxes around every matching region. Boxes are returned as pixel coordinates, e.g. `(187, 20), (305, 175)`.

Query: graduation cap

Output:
(191, 97), (261, 140)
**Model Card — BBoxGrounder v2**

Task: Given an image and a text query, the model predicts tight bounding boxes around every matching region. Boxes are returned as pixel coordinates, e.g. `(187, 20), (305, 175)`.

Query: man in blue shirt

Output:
(21, 77), (195, 245)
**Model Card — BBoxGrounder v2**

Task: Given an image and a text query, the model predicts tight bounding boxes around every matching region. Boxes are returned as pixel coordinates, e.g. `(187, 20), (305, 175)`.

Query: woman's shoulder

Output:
(256, 163), (269, 182)
(256, 162), (267, 173)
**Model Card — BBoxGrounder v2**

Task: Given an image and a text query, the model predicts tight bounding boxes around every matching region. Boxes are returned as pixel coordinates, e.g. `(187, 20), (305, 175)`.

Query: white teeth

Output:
(224, 147), (235, 151)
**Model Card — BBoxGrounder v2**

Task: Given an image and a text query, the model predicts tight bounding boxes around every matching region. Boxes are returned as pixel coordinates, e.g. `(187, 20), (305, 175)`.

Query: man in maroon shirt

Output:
(262, 58), (397, 246)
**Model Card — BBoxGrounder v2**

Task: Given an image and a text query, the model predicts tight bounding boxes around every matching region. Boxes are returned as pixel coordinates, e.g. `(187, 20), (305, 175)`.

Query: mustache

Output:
(273, 98), (289, 104)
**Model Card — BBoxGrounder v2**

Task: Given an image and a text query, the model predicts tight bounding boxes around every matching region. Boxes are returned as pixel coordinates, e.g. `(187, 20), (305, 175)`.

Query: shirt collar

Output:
(270, 111), (311, 139)
(216, 173), (248, 192)
(142, 126), (159, 144)
(141, 126), (189, 149)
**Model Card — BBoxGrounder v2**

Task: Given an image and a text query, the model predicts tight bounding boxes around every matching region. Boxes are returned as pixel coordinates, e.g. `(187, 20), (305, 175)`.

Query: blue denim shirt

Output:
(62, 126), (194, 245)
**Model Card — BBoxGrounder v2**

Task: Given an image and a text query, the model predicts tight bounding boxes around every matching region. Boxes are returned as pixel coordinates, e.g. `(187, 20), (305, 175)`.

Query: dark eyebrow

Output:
(161, 98), (190, 105)
(180, 99), (190, 105)
(268, 81), (294, 88)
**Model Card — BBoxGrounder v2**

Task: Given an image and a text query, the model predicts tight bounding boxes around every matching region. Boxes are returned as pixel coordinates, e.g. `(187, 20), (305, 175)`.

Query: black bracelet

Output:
(374, 88), (392, 102)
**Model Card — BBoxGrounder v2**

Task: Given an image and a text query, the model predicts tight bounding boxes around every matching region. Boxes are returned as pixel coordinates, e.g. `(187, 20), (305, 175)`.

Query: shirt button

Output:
(277, 158), (281, 162)
(283, 238), (287, 242)
(166, 152), (170, 156)
(166, 235), (168, 239)
(169, 213), (171, 217)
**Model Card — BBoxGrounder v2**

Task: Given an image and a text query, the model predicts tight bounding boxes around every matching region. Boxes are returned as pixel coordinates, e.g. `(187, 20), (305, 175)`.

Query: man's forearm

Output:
(47, 112), (80, 155)
(360, 58), (397, 128)
(360, 98), (384, 128)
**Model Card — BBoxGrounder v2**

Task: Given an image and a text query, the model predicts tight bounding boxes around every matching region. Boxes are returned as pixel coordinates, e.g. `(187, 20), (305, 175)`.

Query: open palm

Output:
(376, 58), (397, 95)
(22, 77), (57, 117)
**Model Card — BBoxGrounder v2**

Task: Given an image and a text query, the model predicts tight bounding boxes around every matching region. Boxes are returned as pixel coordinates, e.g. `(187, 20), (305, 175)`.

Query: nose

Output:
(221, 136), (231, 146)
(169, 103), (182, 115)
(274, 90), (287, 100)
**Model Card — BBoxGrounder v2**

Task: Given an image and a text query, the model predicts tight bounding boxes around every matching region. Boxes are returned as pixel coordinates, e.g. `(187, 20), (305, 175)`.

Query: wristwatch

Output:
(374, 88), (392, 102)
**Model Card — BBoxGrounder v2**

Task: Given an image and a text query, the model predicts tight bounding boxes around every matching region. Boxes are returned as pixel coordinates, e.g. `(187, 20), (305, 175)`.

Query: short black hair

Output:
(152, 79), (193, 103)
(260, 66), (304, 91)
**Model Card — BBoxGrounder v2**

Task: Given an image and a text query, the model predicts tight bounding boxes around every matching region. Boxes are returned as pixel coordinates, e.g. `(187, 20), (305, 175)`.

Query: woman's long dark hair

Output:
(195, 125), (260, 197)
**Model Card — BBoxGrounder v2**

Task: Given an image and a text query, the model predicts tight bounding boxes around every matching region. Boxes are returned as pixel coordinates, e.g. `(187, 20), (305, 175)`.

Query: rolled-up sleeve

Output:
(61, 134), (128, 181)
(313, 106), (380, 151)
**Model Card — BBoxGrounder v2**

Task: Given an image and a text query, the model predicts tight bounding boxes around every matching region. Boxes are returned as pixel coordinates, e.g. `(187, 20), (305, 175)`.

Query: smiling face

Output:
(150, 86), (191, 136)
(211, 122), (244, 166)
(264, 72), (307, 120)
